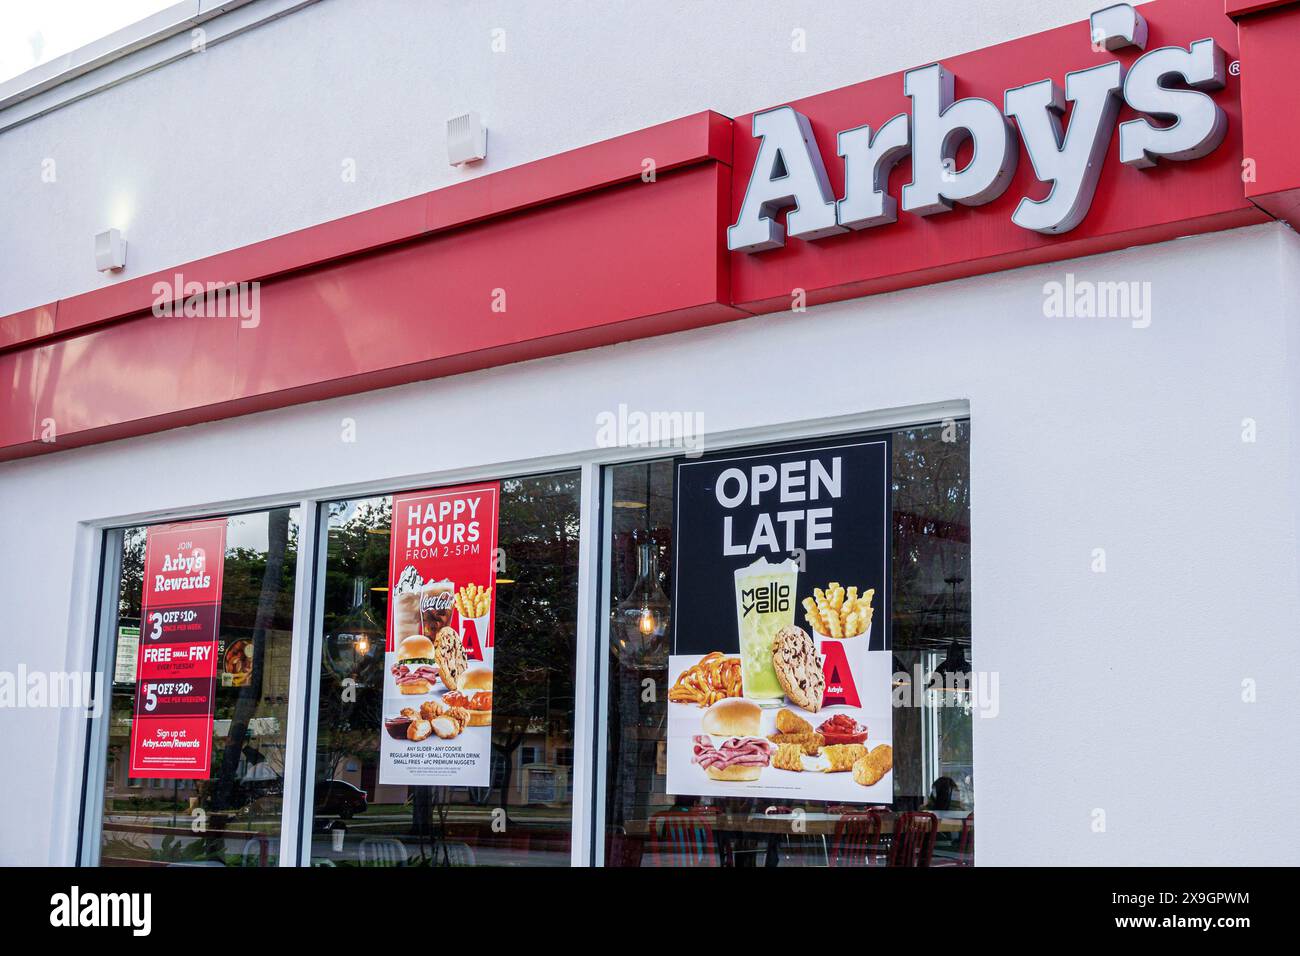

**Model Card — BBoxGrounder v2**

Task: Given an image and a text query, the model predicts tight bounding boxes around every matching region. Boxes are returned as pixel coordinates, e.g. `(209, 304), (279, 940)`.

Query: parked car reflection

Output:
(314, 779), (369, 824)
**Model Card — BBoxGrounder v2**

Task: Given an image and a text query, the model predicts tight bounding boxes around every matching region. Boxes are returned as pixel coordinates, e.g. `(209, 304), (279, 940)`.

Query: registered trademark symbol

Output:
(1229, 60), (1241, 76)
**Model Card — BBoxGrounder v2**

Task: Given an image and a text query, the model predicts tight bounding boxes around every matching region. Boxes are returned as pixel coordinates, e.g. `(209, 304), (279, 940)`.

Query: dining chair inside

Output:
(647, 810), (721, 867)
(889, 811), (939, 867)
(957, 812), (974, 866)
(359, 837), (409, 867)
(828, 811), (886, 867)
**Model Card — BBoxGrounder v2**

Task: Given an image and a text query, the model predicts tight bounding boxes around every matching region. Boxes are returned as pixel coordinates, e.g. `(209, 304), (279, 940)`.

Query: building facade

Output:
(1, 0), (1298, 866)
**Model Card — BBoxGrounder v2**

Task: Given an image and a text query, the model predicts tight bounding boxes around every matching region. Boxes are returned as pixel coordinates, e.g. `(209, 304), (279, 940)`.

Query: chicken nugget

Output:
(418, 700), (444, 722)
(852, 756), (884, 786)
(775, 708), (813, 736)
(868, 743), (892, 774)
(431, 715), (462, 739)
(772, 743), (805, 772)
(823, 743), (868, 772)
(852, 744), (893, 786)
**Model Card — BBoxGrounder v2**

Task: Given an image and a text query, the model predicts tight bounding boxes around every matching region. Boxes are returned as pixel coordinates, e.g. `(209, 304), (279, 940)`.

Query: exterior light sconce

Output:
(447, 112), (488, 166)
(94, 228), (127, 272)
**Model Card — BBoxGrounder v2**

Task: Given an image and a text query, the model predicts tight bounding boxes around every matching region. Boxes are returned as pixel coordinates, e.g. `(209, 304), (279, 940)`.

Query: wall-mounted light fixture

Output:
(1090, 3), (1148, 51)
(93, 228), (127, 272)
(447, 112), (487, 166)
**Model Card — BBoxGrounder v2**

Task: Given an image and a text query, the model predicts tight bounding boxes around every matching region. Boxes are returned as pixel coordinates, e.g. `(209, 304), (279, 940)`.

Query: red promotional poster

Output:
(381, 482), (500, 786)
(127, 519), (226, 780)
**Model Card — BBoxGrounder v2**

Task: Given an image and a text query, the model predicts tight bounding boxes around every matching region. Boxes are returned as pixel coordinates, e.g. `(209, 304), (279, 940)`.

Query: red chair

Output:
(930, 812), (974, 867)
(647, 810), (721, 867)
(957, 813), (974, 866)
(828, 811), (886, 867)
(889, 811), (938, 867)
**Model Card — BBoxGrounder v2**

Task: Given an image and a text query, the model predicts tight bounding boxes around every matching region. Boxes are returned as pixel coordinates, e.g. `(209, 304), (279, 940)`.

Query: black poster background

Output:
(672, 435), (891, 655)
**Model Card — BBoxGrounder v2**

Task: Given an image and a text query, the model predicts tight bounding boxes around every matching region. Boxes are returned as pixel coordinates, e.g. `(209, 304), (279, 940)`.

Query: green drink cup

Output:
(734, 557), (799, 704)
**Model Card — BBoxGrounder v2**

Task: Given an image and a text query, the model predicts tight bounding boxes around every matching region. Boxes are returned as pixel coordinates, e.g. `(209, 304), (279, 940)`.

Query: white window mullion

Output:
(72, 525), (119, 866)
(279, 499), (322, 866)
(569, 462), (604, 866)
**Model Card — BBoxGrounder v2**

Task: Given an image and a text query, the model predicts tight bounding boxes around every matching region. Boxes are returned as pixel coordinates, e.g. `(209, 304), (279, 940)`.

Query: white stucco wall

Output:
(2, 0), (1298, 866)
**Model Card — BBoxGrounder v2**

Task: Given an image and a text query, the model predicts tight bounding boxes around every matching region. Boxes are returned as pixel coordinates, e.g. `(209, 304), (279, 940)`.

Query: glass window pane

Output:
(602, 422), (972, 866)
(96, 507), (300, 867)
(309, 471), (582, 866)
(893, 421), (973, 835)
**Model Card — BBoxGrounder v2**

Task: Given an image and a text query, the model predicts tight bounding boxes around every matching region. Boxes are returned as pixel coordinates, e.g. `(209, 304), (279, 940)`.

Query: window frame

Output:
(76, 502), (308, 867)
(298, 466), (597, 867)
(72, 399), (969, 866)
(591, 408), (973, 864)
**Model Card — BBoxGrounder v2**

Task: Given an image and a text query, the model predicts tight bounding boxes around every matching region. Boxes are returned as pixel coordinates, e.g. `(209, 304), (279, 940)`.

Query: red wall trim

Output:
(0, 304), (55, 353)
(1234, 3), (1300, 221)
(4, 161), (741, 460)
(2, 0), (1297, 464)
(2, 110), (732, 353)
(1225, 0), (1300, 18)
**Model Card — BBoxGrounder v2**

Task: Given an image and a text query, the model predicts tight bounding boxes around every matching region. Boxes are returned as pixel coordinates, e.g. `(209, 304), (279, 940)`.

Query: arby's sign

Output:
(729, 3), (1230, 251)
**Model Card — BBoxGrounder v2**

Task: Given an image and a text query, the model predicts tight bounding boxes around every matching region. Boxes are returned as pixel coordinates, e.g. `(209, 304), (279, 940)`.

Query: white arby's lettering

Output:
(728, 4), (1228, 250)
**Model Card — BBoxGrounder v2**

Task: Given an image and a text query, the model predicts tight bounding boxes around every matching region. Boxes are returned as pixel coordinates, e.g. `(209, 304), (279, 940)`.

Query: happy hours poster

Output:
(666, 438), (895, 804)
(380, 482), (499, 786)
(128, 519), (227, 779)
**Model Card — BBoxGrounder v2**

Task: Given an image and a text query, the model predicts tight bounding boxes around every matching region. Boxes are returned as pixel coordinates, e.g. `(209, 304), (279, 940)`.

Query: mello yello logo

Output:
(729, 4), (1227, 249)
(741, 581), (791, 617)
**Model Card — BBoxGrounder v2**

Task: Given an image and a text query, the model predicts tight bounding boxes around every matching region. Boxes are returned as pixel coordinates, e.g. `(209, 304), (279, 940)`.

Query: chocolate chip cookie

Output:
(771, 624), (825, 712)
(434, 625), (468, 692)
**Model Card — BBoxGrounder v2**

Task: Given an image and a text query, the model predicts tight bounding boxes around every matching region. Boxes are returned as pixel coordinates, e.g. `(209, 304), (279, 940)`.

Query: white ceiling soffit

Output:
(0, 0), (321, 133)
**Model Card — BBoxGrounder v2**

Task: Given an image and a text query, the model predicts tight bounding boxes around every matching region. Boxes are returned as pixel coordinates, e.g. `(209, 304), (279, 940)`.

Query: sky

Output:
(0, 0), (174, 85)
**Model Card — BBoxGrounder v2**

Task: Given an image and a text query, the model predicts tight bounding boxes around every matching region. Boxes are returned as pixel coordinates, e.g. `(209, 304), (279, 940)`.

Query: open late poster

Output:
(667, 437), (895, 803)
(128, 519), (227, 779)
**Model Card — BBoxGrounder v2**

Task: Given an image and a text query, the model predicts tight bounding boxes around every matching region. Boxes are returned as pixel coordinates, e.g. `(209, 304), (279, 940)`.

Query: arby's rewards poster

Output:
(380, 482), (499, 786)
(666, 438), (894, 804)
(128, 519), (227, 779)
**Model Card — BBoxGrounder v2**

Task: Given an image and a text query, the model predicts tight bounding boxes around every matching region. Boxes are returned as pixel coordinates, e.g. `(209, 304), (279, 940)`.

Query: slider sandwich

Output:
(443, 667), (493, 726)
(691, 698), (774, 781)
(391, 635), (439, 695)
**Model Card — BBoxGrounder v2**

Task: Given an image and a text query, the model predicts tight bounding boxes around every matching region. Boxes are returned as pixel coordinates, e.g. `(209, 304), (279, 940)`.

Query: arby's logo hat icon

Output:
(821, 641), (862, 708)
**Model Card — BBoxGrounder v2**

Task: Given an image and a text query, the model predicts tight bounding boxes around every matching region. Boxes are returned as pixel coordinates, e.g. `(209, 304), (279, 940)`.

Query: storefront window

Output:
(94, 508), (300, 867)
(602, 422), (972, 866)
(83, 422), (968, 867)
(309, 471), (581, 866)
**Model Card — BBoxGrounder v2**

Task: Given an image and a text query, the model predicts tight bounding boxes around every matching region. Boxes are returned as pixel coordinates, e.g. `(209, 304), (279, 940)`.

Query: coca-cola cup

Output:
(420, 579), (455, 637)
